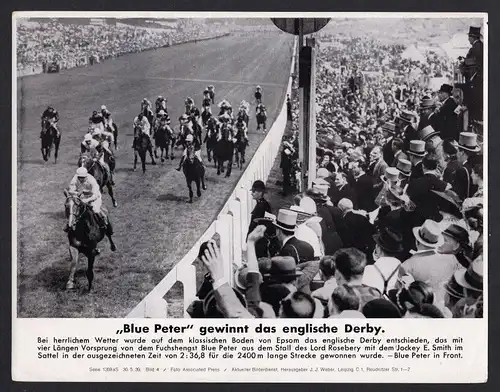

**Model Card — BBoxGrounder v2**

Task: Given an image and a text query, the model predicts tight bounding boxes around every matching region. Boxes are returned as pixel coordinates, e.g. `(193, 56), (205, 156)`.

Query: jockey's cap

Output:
(158, 110), (166, 116)
(48, 106), (54, 111)
(143, 98), (148, 103)
(180, 114), (189, 121)
(92, 111), (98, 116)
(185, 97), (193, 104)
(76, 167), (88, 178)
(185, 134), (194, 142)
(101, 105), (107, 111)
(256, 85), (261, 89)
(84, 134), (92, 141)
(158, 95), (163, 100)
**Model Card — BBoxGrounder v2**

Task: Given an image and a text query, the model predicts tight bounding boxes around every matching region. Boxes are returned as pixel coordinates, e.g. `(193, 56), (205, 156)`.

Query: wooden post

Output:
(306, 37), (317, 189)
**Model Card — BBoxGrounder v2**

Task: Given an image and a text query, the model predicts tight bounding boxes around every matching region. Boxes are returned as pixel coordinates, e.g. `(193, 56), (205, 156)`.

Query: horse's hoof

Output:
(152, 161), (157, 165)
(188, 199), (193, 204)
(110, 244), (117, 252)
(113, 201), (118, 208)
(197, 191), (201, 197)
(133, 167), (137, 172)
(202, 185), (207, 190)
(161, 158), (165, 163)
(66, 281), (75, 290)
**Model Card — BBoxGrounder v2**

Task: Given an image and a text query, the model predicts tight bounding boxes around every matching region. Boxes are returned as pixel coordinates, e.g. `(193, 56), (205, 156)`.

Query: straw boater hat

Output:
(407, 140), (427, 157)
(457, 132), (481, 153)
(263, 256), (303, 280)
(272, 209), (298, 232)
(397, 109), (416, 123)
(412, 219), (445, 248)
(396, 158), (412, 177)
(418, 125), (440, 142)
(381, 121), (396, 134)
(317, 168), (330, 179)
(453, 257), (483, 293)
(419, 98), (436, 110)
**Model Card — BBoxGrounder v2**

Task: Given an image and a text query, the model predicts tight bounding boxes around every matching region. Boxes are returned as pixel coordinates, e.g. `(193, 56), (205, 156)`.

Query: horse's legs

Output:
(148, 144), (156, 165)
(133, 150), (138, 171)
(226, 157), (233, 178)
(106, 221), (117, 252)
(107, 182), (117, 207)
(170, 139), (175, 160)
(217, 159), (221, 175)
(140, 152), (147, 174)
(66, 246), (79, 289)
(195, 175), (201, 197)
(54, 136), (61, 164)
(113, 126), (118, 150)
(207, 145), (211, 162)
(187, 180), (194, 203)
(86, 253), (95, 292)
(201, 166), (207, 190)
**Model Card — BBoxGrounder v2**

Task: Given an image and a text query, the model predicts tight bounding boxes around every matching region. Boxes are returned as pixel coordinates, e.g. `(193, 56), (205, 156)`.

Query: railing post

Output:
(177, 264), (197, 317)
(216, 215), (233, 286)
(228, 199), (242, 268)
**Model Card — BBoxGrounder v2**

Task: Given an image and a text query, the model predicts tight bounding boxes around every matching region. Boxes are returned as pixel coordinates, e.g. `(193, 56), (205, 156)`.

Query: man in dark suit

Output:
(407, 140), (427, 180)
(453, 133), (481, 201)
(247, 180), (272, 237)
(417, 97), (439, 132)
(337, 198), (376, 264)
(433, 84), (458, 141)
(273, 209), (314, 264)
(442, 140), (460, 184)
(407, 157), (450, 224)
(349, 152), (377, 213)
(329, 171), (357, 207)
(466, 26), (483, 76)
(397, 110), (419, 151)
(381, 121), (397, 165)
(280, 140), (295, 196)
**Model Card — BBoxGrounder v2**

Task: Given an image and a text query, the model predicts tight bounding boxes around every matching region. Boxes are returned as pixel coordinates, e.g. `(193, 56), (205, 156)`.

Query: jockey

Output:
(256, 103), (267, 115)
(141, 98), (152, 112)
(95, 141), (115, 185)
(81, 133), (99, 154)
(100, 105), (113, 130)
(235, 117), (249, 144)
(155, 96), (167, 114)
(255, 85), (263, 104)
(218, 112), (232, 126)
(89, 110), (105, 133)
(176, 133), (203, 171)
(207, 85), (215, 103)
(202, 90), (212, 111)
(201, 106), (213, 127)
(64, 167), (108, 231)
(40, 106), (60, 138)
(132, 113), (151, 149)
(155, 110), (172, 136)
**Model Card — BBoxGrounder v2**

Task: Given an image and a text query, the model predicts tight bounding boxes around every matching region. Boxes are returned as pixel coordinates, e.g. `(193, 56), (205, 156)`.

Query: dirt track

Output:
(16, 32), (293, 317)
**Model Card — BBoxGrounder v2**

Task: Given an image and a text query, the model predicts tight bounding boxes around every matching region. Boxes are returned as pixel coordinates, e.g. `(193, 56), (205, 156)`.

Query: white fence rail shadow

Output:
(127, 39), (297, 318)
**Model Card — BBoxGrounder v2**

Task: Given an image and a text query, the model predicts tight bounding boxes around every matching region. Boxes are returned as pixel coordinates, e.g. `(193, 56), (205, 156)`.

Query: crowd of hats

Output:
(190, 31), (483, 320)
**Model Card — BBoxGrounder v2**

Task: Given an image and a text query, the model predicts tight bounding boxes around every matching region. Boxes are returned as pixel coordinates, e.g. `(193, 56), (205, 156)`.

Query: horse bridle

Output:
(67, 195), (88, 228)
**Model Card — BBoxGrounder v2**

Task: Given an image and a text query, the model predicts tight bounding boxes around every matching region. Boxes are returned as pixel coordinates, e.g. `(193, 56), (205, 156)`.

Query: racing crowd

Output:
(190, 26), (484, 320)
(17, 20), (227, 72)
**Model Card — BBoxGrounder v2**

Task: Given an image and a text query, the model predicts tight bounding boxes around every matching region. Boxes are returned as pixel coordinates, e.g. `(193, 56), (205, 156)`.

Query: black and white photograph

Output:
(15, 14), (485, 321)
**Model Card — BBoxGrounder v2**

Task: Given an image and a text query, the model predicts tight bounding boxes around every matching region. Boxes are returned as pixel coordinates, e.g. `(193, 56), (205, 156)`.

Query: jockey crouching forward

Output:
(64, 167), (109, 232)
(81, 133), (99, 154)
(236, 117), (249, 145)
(100, 105), (114, 131)
(155, 96), (167, 114)
(89, 111), (105, 133)
(176, 134), (203, 171)
(40, 106), (60, 138)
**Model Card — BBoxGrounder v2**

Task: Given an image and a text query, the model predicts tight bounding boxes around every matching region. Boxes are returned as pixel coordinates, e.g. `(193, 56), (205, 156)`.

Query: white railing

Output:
(127, 38), (297, 318)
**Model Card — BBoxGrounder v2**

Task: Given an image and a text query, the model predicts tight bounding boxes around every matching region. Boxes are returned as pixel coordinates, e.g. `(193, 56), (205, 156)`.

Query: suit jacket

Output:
(417, 112), (439, 132)
(466, 39), (483, 75)
(339, 211), (376, 259)
(443, 159), (460, 184)
(382, 137), (395, 166)
(408, 172), (448, 223)
(433, 97), (458, 141)
(279, 236), (315, 264)
(453, 162), (477, 201)
(353, 173), (377, 212)
(403, 124), (419, 143)
(329, 183), (357, 207)
(247, 197), (272, 235)
(410, 161), (424, 180)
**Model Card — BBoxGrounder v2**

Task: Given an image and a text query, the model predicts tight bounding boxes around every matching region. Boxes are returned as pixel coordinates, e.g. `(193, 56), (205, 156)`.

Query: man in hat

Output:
(390, 138), (408, 167)
(280, 139), (296, 196)
(329, 171), (356, 207)
(407, 140), (427, 180)
(367, 146), (388, 191)
(273, 209), (314, 264)
(348, 153), (377, 213)
(408, 157), (450, 225)
(442, 140), (460, 184)
(466, 26), (483, 76)
(396, 109), (419, 150)
(439, 223), (473, 268)
(403, 220), (465, 296)
(432, 84), (458, 141)
(417, 97), (438, 132)
(247, 180), (272, 236)
(453, 132), (481, 201)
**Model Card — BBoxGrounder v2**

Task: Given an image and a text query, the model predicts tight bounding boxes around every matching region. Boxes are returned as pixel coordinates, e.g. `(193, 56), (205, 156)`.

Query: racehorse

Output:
(79, 152), (118, 208)
(64, 191), (116, 291)
(204, 118), (219, 166)
(41, 120), (61, 163)
(106, 122), (119, 150)
(237, 109), (249, 128)
(233, 128), (248, 170)
(154, 122), (174, 162)
(256, 108), (267, 132)
(181, 146), (207, 203)
(133, 127), (156, 173)
(215, 123), (234, 178)
(190, 116), (203, 145)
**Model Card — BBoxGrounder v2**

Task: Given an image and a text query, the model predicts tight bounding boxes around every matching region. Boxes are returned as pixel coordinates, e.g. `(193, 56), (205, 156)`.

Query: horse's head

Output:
(79, 153), (93, 170)
(64, 191), (89, 232)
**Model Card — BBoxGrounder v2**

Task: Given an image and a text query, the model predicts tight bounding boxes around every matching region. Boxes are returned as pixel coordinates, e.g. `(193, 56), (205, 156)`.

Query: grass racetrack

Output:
(16, 32), (294, 317)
